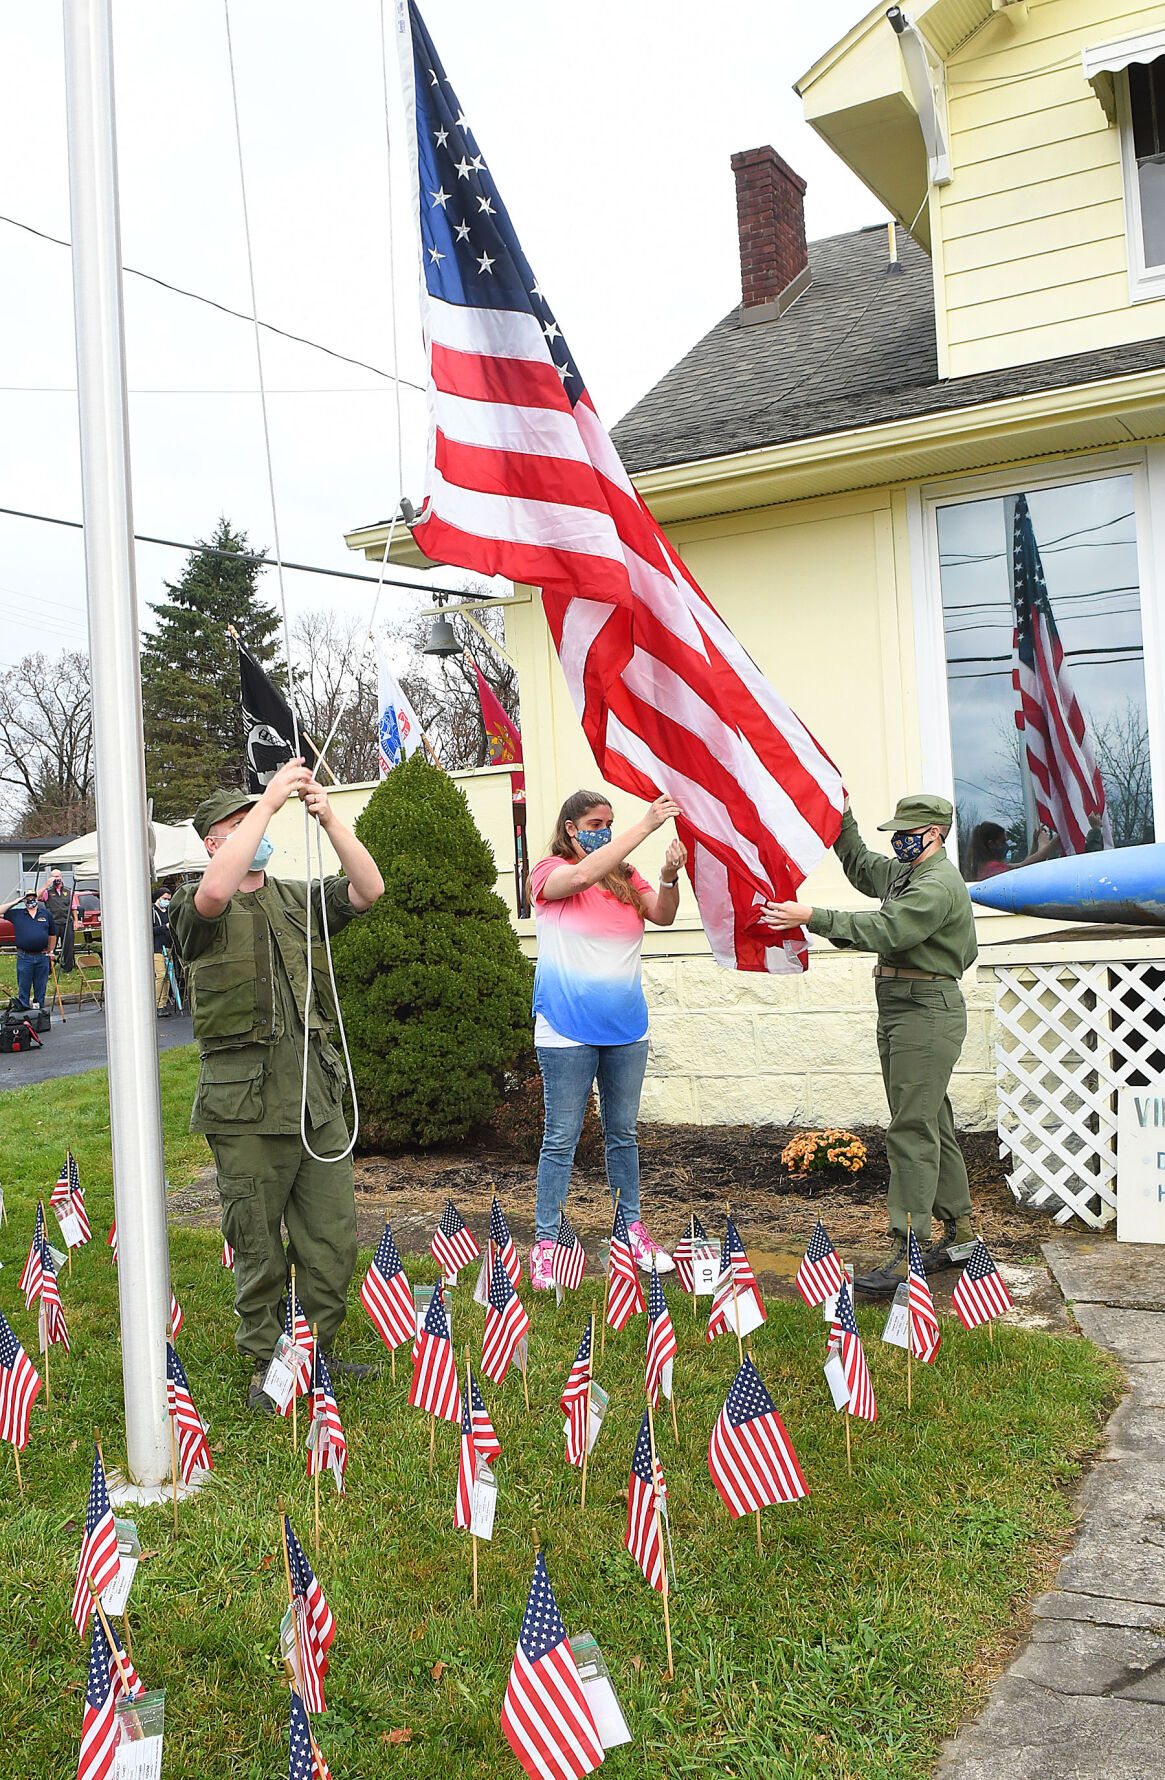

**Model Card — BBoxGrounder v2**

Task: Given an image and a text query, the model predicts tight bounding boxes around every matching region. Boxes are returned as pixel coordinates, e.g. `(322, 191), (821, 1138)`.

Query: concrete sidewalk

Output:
(936, 1235), (1165, 1780)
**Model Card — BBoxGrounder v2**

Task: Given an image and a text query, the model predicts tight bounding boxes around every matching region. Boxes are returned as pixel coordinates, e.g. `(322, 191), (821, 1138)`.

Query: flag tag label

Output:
(660, 1357), (674, 1402)
(112, 1688), (165, 1778)
(722, 1286), (765, 1339)
(823, 1352), (850, 1411)
(569, 1634), (632, 1749)
(692, 1246), (718, 1296)
(263, 1334), (307, 1412)
(38, 1305), (47, 1354)
(472, 1256), (490, 1308)
(57, 1209), (85, 1248)
(587, 1381), (609, 1454)
(947, 1240), (978, 1264)
(0, 1186), (5, 1222)
(413, 1285), (451, 1343)
(101, 1519), (141, 1616)
(279, 1603), (304, 1682)
(881, 1284), (911, 1350)
(469, 1460), (497, 1540)
(822, 1266), (854, 1323)
(48, 1241), (69, 1270)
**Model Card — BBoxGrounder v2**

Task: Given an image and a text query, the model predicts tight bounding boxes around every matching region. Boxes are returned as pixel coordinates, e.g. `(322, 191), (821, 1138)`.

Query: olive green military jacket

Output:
(805, 811), (977, 980)
(170, 875), (361, 1135)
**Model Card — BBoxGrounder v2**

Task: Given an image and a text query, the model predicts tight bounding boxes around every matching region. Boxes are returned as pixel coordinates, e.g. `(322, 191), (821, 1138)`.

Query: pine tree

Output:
(141, 518), (281, 819)
(333, 756), (534, 1146)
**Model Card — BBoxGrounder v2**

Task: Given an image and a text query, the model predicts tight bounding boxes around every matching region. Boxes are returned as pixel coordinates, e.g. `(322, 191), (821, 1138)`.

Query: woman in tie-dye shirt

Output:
(527, 789), (686, 1290)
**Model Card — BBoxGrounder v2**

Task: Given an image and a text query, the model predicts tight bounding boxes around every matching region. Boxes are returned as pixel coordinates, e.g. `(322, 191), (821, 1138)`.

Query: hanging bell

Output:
(422, 613), (463, 658)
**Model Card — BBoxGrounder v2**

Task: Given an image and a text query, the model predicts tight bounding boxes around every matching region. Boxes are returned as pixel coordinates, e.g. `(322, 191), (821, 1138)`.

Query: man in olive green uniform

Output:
(764, 794), (978, 1295)
(170, 759), (384, 1406)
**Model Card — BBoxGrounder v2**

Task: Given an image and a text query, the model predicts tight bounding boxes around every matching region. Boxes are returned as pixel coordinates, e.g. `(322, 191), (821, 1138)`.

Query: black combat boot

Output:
(854, 1238), (908, 1297)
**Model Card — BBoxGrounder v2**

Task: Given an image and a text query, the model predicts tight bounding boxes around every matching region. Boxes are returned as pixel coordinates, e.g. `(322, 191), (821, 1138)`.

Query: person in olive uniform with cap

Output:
(170, 759), (384, 1408)
(763, 793), (978, 1295)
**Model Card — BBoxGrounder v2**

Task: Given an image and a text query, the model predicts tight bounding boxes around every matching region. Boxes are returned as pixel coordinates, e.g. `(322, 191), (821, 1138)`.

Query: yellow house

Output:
(340, 0), (1165, 1219)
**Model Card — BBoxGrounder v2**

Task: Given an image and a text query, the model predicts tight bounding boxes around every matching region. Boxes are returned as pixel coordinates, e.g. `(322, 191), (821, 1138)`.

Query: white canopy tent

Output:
(39, 819), (209, 880)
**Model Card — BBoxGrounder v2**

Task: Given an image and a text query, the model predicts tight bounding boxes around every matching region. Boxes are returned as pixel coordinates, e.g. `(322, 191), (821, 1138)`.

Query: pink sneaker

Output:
(628, 1221), (675, 1274)
(528, 1239), (556, 1291)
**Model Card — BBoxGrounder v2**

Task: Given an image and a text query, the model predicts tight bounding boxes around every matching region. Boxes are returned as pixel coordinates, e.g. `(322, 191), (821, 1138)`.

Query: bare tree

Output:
(289, 610), (379, 785)
(0, 650), (95, 838)
(1093, 699), (1154, 846)
(397, 592), (519, 771)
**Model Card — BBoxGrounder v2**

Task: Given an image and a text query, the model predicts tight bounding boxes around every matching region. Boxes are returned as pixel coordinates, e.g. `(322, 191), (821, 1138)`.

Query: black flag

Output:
(236, 640), (320, 793)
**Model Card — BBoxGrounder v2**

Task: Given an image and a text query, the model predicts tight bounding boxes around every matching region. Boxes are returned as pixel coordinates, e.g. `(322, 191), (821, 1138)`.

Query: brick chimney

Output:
(731, 146), (810, 325)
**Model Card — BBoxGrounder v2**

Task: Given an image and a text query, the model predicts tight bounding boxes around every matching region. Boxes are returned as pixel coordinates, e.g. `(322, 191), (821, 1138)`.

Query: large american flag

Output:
(1010, 492), (1110, 856)
(396, 1), (843, 974)
(605, 1201), (644, 1333)
(794, 1219), (845, 1309)
(835, 1282), (876, 1423)
(951, 1237), (1014, 1331)
(490, 1195), (522, 1290)
(906, 1230), (941, 1364)
(285, 1515), (335, 1713)
(708, 1357), (808, 1517)
(482, 1253), (531, 1385)
(360, 1223), (415, 1351)
(0, 1306), (41, 1451)
(644, 1266), (677, 1409)
(625, 1409), (667, 1593)
(500, 1551), (604, 1780)
(166, 1343), (213, 1482)
(551, 1209), (586, 1294)
(560, 1318), (592, 1469)
(72, 1444), (120, 1635)
(409, 1283), (460, 1422)
(431, 1198), (480, 1280)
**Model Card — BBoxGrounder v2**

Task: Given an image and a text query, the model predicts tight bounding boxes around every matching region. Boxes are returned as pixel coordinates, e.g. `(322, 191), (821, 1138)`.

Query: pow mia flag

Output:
(236, 638), (320, 793)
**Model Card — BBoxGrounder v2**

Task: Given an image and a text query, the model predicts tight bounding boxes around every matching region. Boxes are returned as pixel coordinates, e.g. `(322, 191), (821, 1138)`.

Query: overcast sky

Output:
(0, 0), (882, 678)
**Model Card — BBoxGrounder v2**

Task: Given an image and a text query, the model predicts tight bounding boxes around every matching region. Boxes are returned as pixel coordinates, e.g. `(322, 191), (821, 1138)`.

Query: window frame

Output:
(1116, 57), (1165, 303)
(907, 451), (1164, 872)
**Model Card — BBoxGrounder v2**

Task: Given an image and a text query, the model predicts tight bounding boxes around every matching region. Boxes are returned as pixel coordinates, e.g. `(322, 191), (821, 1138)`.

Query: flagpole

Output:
(290, 1264), (299, 1453)
(645, 1398), (674, 1679)
(12, 1440), (23, 1497)
(906, 1215), (913, 1412)
(581, 1306), (594, 1511)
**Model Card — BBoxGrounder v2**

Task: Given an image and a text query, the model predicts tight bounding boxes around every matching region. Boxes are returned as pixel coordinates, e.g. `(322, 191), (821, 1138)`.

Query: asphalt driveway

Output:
(0, 1004), (193, 1089)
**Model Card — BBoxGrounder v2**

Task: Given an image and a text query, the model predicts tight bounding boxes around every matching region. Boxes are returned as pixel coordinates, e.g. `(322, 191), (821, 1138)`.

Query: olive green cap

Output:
(192, 789), (259, 840)
(876, 793), (954, 833)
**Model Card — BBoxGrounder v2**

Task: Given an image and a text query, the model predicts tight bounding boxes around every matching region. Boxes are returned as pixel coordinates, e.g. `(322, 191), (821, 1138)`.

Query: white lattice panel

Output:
(989, 958), (1165, 1228)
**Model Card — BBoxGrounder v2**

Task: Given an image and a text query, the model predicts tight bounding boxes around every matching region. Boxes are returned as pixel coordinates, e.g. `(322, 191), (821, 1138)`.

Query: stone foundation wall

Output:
(640, 952), (995, 1131)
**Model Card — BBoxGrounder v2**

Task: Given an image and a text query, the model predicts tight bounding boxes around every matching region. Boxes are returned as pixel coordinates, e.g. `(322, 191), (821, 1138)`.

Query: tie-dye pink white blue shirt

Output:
(530, 856), (652, 1046)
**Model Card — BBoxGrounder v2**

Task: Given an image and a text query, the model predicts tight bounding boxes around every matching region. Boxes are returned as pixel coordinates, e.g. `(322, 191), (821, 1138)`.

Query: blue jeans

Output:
(16, 950), (50, 1009)
(535, 1040), (648, 1241)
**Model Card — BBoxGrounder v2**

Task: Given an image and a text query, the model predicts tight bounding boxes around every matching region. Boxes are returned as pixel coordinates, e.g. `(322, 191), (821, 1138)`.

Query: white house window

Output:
(936, 474), (1154, 883)
(1126, 59), (1165, 272)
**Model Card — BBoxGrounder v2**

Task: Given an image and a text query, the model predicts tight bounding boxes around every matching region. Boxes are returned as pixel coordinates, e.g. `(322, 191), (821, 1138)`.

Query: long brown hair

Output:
(546, 789), (647, 916)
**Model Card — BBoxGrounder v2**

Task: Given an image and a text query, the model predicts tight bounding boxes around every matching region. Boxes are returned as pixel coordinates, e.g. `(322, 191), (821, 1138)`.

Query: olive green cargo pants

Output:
(875, 978), (972, 1244)
(208, 1115), (358, 1366)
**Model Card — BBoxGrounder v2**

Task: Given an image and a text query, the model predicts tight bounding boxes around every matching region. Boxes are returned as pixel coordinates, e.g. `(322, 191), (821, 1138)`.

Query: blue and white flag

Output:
(376, 649), (423, 776)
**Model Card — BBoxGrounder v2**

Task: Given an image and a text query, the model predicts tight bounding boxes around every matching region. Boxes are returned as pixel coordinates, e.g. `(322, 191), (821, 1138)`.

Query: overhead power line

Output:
(0, 211), (426, 392)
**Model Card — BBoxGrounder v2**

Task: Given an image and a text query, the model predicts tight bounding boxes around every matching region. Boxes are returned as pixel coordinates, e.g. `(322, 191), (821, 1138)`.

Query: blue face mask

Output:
(891, 829), (930, 864)
(249, 836), (274, 872)
(574, 826), (612, 855)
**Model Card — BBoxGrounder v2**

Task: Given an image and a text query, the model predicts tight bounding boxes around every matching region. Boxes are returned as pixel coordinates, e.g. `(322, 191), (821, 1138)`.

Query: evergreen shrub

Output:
(333, 756), (534, 1146)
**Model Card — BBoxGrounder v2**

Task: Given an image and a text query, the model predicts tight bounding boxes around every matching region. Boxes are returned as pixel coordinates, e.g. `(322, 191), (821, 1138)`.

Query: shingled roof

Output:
(611, 224), (1165, 475)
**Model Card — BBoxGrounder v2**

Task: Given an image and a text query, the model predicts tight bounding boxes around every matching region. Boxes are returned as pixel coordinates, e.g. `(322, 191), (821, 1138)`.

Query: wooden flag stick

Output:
(390, 1343), (396, 1383)
(520, 1340), (530, 1414)
(581, 1306), (595, 1511)
(669, 1375), (679, 1443)
(429, 1414), (436, 1476)
(689, 1211), (697, 1319)
(279, 1501), (311, 1698)
(88, 1578), (133, 1695)
(12, 1440), (23, 1496)
(42, 1304), (50, 1405)
(726, 1202), (744, 1369)
(906, 1215), (913, 1412)
(290, 1264), (299, 1453)
(645, 1398), (674, 1679)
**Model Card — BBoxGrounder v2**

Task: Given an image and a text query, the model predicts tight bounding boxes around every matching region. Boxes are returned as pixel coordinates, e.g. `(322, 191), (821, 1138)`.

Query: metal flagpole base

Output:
(107, 1469), (207, 1509)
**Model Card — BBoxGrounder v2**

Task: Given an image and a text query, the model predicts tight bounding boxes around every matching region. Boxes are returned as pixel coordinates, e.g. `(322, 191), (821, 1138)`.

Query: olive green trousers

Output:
(208, 1115), (358, 1366)
(874, 978), (972, 1244)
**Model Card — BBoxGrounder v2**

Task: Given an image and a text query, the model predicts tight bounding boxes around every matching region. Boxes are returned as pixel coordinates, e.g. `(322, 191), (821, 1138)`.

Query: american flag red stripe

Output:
(707, 1217), (765, 1342)
(360, 1225), (415, 1350)
(222, 1238), (234, 1270)
(644, 1267), (677, 1409)
(285, 1514), (335, 1711)
(951, 1238), (1014, 1331)
(708, 1358), (808, 1517)
(482, 1255), (531, 1385)
(500, 1552), (604, 1780)
(279, 1289), (315, 1417)
(906, 1231), (942, 1364)
(409, 1287), (461, 1423)
(469, 1369), (501, 1465)
(672, 1213), (711, 1295)
(40, 1249), (70, 1353)
(107, 1221), (118, 1263)
(307, 1352), (348, 1494)
(72, 1445), (120, 1635)
(18, 1203), (46, 1305)
(490, 1196), (523, 1290)
(0, 1307), (41, 1450)
(605, 1202), (644, 1333)
(551, 1209), (586, 1293)
(835, 1283), (877, 1423)
(431, 1199), (480, 1279)
(625, 1410), (667, 1592)
(560, 1320), (592, 1469)
(169, 1291), (184, 1341)
(456, 1370), (476, 1531)
(397, 0), (842, 978)
(166, 1343), (213, 1482)
(795, 1220), (845, 1308)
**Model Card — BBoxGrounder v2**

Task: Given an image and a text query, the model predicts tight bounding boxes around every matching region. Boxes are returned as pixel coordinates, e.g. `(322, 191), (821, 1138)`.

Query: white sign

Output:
(881, 1283), (910, 1350)
(691, 1246), (718, 1296)
(717, 1281), (765, 1339)
(112, 1690), (165, 1780)
(473, 1255), (490, 1308)
(822, 1265), (854, 1324)
(563, 1380), (609, 1456)
(469, 1461), (497, 1541)
(101, 1520), (141, 1617)
(48, 1242), (68, 1270)
(823, 1351), (850, 1411)
(413, 1284), (451, 1344)
(57, 1210), (85, 1248)
(263, 1333), (308, 1413)
(570, 1634), (631, 1749)
(1118, 1087), (1165, 1244)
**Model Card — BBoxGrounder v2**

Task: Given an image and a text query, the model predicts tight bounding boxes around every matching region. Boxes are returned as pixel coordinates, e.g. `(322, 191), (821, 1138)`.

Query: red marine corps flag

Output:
(396, 2), (843, 973)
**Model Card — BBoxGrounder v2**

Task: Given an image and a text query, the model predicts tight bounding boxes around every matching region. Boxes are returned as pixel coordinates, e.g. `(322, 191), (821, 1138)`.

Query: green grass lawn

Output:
(0, 1054), (1119, 1780)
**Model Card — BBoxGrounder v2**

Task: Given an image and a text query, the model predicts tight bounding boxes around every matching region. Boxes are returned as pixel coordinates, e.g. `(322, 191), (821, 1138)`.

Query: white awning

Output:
(38, 820), (208, 879)
(1083, 30), (1165, 122)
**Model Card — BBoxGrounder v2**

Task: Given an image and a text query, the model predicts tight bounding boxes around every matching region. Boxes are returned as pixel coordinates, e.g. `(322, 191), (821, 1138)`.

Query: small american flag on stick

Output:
(672, 1212), (710, 1295)
(39, 1241), (70, 1352)
(166, 1343), (213, 1481)
(307, 1351), (347, 1496)
(836, 1282), (876, 1423)
(644, 1266), (676, 1410)
(469, 1367), (501, 1464)
(604, 1200), (644, 1334)
(951, 1238), (1013, 1331)
(490, 1195), (522, 1289)
(360, 1224), (415, 1351)
(560, 1319), (592, 1469)
(285, 1514), (335, 1712)
(279, 1283), (315, 1416)
(707, 1216), (765, 1343)
(500, 1550), (604, 1780)
(431, 1199), (479, 1280)
(72, 1444), (120, 1634)
(222, 1238), (234, 1270)
(551, 1208), (586, 1294)
(906, 1231), (941, 1363)
(795, 1220), (845, 1308)
(18, 1202), (45, 1306)
(482, 1254), (531, 1386)
(625, 1409), (667, 1592)
(0, 1306), (41, 1452)
(409, 1284), (460, 1422)
(77, 1614), (120, 1780)
(708, 1357), (808, 1517)
(455, 1367), (476, 1532)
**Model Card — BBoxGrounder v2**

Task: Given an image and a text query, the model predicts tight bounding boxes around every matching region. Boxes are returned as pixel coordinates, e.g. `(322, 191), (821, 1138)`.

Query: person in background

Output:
(42, 872), (77, 971)
(0, 890), (56, 1013)
(527, 788), (686, 1289)
(152, 891), (173, 1015)
(169, 760), (384, 1411)
(966, 820), (1056, 883)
